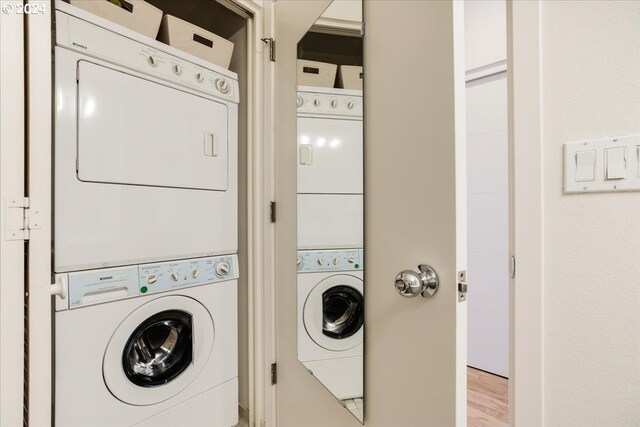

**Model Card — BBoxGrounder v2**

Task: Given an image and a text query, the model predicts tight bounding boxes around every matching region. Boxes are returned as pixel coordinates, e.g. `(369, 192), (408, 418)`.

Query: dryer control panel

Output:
(297, 89), (363, 118)
(55, 6), (239, 104)
(55, 254), (239, 311)
(297, 249), (363, 273)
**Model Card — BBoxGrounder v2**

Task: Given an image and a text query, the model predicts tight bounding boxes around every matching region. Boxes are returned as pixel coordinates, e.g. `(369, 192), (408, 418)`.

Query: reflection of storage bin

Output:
(297, 60), (338, 88)
(70, 0), (162, 39)
(158, 15), (235, 69)
(337, 66), (363, 90)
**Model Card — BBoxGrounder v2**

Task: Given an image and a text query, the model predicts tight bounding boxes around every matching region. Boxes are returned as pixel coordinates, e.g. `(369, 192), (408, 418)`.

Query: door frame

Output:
(256, 1), (545, 426)
(0, 3), (26, 426)
(508, 1), (544, 426)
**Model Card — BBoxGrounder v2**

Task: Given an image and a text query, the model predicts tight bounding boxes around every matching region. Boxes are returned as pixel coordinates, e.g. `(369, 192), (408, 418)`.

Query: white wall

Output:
(541, 1), (640, 425)
(464, 0), (505, 71)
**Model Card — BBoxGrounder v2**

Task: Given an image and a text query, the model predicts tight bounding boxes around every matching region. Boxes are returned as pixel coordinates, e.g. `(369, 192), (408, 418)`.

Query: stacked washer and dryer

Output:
(296, 86), (364, 401)
(53, 3), (239, 426)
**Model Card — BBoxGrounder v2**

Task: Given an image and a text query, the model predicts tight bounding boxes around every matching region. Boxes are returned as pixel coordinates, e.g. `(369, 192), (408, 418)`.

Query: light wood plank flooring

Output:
(468, 367), (509, 427)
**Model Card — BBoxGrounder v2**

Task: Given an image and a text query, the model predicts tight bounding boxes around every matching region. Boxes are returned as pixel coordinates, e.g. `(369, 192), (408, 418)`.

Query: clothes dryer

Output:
(297, 249), (364, 400)
(54, 255), (239, 427)
(296, 87), (363, 249)
(54, 3), (239, 272)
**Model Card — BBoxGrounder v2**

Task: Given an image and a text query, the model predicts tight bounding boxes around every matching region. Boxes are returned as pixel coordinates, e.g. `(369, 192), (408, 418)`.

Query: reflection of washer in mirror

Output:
(322, 286), (363, 340)
(297, 250), (364, 420)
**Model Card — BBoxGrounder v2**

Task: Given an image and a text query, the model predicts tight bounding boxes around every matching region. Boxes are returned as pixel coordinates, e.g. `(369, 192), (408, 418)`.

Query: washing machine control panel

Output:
(138, 255), (237, 295)
(56, 255), (239, 311)
(297, 91), (363, 118)
(297, 249), (363, 273)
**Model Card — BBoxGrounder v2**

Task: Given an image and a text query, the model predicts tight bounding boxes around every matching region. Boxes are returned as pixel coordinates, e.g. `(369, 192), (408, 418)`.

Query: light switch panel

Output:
(564, 134), (640, 193)
(575, 150), (596, 182)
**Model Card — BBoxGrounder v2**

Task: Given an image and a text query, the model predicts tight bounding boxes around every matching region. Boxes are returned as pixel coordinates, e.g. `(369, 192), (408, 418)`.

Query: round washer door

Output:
(303, 274), (363, 352)
(103, 296), (214, 406)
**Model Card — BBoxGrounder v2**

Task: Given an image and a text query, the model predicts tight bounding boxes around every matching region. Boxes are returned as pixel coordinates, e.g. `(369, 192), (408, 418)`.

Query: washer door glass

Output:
(322, 285), (363, 339)
(123, 310), (193, 387)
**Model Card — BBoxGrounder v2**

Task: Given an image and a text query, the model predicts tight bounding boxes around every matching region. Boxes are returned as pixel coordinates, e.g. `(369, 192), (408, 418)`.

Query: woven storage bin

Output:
(70, 0), (162, 39)
(158, 15), (234, 69)
(297, 60), (338, 88)
(337, 65), (363, 90)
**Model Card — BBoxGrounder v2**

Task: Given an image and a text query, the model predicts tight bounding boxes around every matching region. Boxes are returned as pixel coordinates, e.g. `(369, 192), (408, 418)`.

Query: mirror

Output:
(296, 1), (364, 423)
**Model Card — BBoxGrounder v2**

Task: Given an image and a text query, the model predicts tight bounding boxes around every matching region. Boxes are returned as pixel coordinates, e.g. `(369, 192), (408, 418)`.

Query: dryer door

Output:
(297, 117), (363, 194)
(103, 296), (214, 406)
(76, 60), (229, 191)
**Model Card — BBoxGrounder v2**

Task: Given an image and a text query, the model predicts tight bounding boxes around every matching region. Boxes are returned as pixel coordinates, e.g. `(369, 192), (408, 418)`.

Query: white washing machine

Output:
(297, 249), (364, 400)
(54, 2), (238, 272)
(54, 255), (239, 427)
(296, 87), (363, 250)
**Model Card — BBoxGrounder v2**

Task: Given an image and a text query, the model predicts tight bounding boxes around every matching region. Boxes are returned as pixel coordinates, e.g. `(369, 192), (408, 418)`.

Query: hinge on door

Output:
(261, 37), (276, 62)
(270, 201), (276, 223)
(270, 363), (277, 385)
(4, 197), (39, 241)
(457, 270), (467, 302)
(510, 256), (516, 279)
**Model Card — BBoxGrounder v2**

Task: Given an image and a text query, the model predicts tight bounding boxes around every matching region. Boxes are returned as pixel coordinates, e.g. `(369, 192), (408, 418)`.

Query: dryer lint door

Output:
(77, 61), (229, 191)
(297, 116), (363, 194)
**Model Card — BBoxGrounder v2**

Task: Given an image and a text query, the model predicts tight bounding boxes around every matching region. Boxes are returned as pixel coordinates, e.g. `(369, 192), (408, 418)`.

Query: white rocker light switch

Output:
(575, 150), (596, 182)
(605, 147), (626, 180)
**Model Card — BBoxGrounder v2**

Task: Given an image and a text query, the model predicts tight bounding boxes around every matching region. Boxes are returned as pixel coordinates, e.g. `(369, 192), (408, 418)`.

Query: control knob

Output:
(297, 96), (303, 108)
(146, 274), (158, 285)
(171, 64), (182, 75)
(313, 99), (321, 107)
(347, 256), (356, 264)
(191, 267), (200, 278)
(215, 262), (230, 277)
(317, 257), (325, 266)
(347, 101), (355, 110)
(195, 72), (204, 83)
(147, 55), (158, 67)
(169, 270), (180, 282)
(332, 257), (340, 265)
(330, 100), (338, 108)
(216, 79), (230, 94)
(296, 256), (304, 270)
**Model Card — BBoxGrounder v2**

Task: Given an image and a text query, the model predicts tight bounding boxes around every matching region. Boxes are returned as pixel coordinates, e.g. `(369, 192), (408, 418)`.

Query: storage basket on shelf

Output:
(337, 65), (363, 90)
(297, 60), (338, 88)
(70, 0), (162, 39)
(158, 15), (235, 70)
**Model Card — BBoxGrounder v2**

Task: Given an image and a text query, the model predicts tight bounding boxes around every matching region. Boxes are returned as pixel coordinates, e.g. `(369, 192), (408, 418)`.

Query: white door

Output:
(272, 1), (467, 426)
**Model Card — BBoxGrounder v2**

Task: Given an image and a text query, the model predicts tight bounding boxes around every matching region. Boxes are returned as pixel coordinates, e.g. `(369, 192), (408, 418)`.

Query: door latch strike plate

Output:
(270, 201), (276, 223)
(270, 363), (277, 385)
(457, 270), (467, 302)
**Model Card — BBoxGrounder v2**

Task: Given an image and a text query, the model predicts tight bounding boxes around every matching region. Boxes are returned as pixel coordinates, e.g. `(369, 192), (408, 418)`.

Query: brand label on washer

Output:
(68, 266), (139, 308)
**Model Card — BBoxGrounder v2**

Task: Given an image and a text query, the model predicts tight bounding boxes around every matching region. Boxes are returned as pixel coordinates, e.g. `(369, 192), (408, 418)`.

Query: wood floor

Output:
(468, 367), (509, 427)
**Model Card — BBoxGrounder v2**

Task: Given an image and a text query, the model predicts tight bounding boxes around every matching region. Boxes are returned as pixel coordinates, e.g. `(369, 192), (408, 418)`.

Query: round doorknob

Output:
(394, 264), (439, 298)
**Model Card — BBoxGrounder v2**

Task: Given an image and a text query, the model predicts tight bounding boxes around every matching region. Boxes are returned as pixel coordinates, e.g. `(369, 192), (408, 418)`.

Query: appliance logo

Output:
(99, 276), (113, 281)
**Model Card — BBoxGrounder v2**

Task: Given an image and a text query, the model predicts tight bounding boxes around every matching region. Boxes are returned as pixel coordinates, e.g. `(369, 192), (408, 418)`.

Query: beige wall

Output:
(541, 2), (640, 425)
